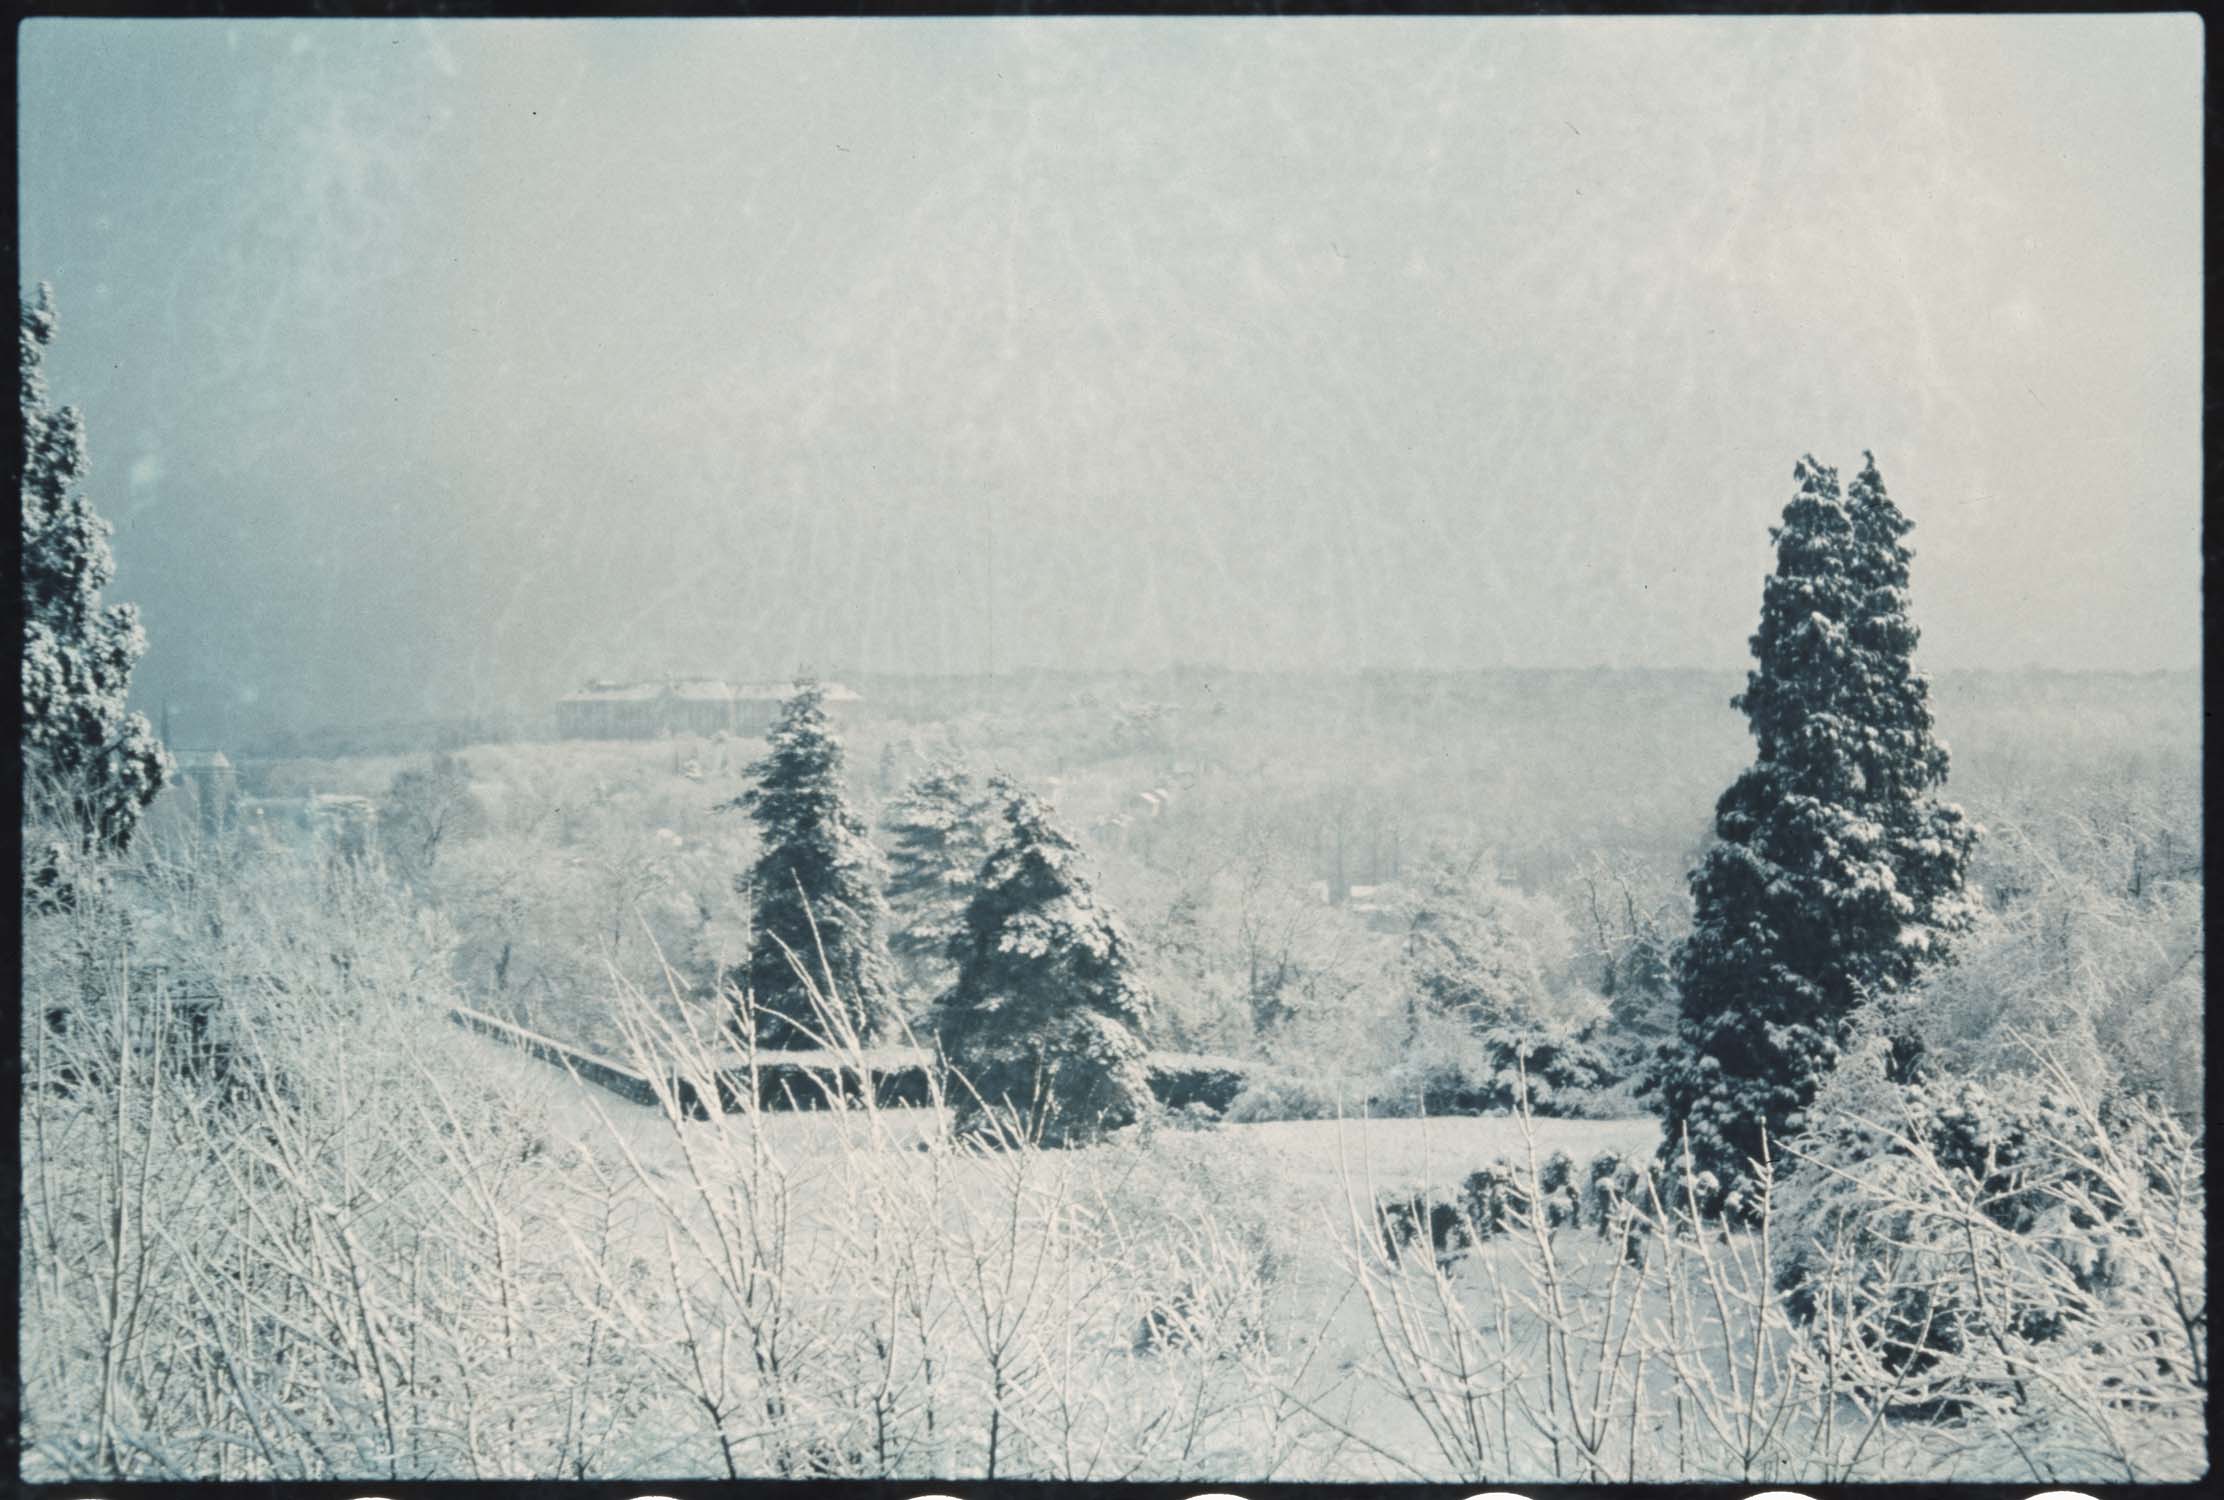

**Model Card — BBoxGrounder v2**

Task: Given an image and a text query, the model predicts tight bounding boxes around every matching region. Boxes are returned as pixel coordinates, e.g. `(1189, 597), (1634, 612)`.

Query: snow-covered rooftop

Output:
(562, 681), (666, 703)
(732, 680), (861, 702)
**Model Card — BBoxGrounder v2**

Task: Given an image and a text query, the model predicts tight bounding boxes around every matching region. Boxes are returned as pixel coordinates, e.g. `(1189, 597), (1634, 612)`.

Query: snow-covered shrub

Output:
(1374, 1011), (1616, 1118)
(1776, 1043), (2207, 1465)
(1155, 1099), (1224, 1132)
(1581, 1151), (1644, 1239)
(21, 840), (675, 1482)
(1535, 1149), (1582, 1227)
(1221, 1066), (1351, 1123)
(1376, 1190), (1472, 1263)
(1144, 1053), (1253, 1115)
(1128, 1228), (1278, 1360)
(1903, 810), (2203, 1126)
(1456, 1159), (1523, 1240)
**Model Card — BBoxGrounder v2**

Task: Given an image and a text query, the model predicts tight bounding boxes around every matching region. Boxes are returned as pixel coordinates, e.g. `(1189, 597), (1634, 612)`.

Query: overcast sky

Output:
(18, 16), (2204, 737)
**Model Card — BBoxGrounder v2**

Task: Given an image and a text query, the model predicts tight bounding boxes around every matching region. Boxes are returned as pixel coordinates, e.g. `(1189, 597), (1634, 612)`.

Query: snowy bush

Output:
(1334, 1070), (2204, 1484)
(1222, 1066), (1350, 1124)
(1581, 1151), (1643, 1240)
(21, 843), (675, 1481)
(1376, 1190), (1472, 1263)
(1775, 1045), (2208, 1460)
(1456, 1160), (1523, 1240)
(1143, 1052), (1253, 1115)
(1904, 804), (2203, 1125)
(1373, 1011), (1616, 1118)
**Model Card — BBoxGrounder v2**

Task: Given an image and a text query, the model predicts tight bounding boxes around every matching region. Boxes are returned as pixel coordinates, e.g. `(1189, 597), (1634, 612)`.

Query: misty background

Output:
(17, 16), (2203, 744)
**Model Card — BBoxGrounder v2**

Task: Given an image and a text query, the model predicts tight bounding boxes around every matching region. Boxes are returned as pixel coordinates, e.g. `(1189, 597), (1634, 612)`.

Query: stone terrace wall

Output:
(448, 1009), (1258, 1121)
(448, 1006), (663, 1107)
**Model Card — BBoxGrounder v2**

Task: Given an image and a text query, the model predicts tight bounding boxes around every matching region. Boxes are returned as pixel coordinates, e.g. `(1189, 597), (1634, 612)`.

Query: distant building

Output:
(556, 677), (862, 740)
(1311, 877), (1404, 930)
(305, 794), (378, 863)
(227, 792), (378, 863)
(1346, 883), (1394, 917)
(161, 749), (239, 839)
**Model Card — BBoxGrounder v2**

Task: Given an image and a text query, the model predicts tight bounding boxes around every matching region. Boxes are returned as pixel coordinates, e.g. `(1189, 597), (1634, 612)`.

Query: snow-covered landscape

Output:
(17, 14), (2205, 1487)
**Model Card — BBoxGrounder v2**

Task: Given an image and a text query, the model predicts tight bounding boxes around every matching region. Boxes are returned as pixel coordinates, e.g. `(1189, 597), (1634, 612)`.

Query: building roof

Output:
(732, 680), (861, 702)
(670, 678), (737, 701)
(561, 681), (668, 704)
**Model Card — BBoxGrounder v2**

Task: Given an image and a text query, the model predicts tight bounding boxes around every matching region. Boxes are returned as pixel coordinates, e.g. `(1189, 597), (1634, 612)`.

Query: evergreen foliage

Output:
(1654, 453), (1976, 1198)
(942, 776), (1155, 1146)
(20, 284), (168, 861)
(883, 759), (995, 1017)
(727, 679), (896, 1048)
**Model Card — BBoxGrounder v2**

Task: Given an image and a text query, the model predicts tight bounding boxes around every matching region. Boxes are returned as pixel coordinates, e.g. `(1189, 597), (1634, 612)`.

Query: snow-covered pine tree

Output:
(727, 678), (897, 1048)
(883, 759), (994, 1021)
(20, 284), (168, 863)
(942, 776), (1155, 1146)
(1654, 453), (1975, 1204)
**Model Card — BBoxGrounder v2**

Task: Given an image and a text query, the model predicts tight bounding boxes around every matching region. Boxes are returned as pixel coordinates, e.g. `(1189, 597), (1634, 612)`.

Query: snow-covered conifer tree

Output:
(20, 284), (168, 862)
(883, 759), (994, 1019)
(942, 777), (1154, 1145)
(727, 678), (897, 1047)
(1653, 454), (1975, 1202)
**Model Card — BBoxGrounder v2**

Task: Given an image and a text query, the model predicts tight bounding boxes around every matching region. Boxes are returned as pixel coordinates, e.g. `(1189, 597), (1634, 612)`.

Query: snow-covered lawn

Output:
(459, 1024), (1657, 1244)
(26, 1010), (2202, 1484)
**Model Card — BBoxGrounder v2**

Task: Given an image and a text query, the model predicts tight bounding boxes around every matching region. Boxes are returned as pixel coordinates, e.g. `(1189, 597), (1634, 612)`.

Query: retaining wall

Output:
(448, 1007), (663, 1107)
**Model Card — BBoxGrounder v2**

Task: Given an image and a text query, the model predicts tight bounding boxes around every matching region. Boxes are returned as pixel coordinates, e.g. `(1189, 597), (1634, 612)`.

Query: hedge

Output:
(673, 1048), (1258, 1120)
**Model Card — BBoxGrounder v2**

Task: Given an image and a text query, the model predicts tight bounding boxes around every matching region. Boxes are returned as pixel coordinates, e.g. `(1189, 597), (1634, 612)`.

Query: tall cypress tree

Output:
(1654, 454), (1974, 1200)
(728, 679), (897, 1048)
(1839, 453), (1977, 1003)
(942, 777), (1155, 1146)
(20, 285), (168, 858)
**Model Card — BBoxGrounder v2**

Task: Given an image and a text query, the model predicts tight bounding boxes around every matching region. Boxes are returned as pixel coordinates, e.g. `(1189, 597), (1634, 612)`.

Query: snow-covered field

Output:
(458, 1021), (1656, 1258)
(441, 1025), (1692, 1480)
(22, 974), (2204, 1485)
(23, 908), (2203, 1489)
